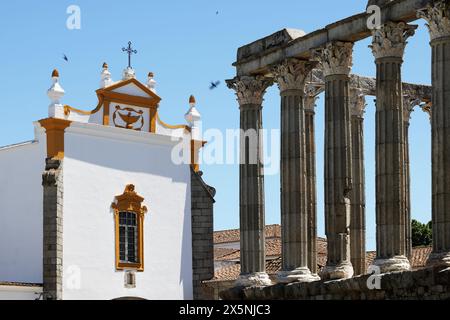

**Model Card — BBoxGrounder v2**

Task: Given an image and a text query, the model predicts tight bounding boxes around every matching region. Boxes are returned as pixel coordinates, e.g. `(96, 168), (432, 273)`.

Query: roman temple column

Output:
(350, 88), (367, 276)
(227, 75), (273, 286)
(272, 59), (320, 283)
(305, 84), (323, 275)
(418, 1), (450, 269)
(402, 95), (421, 260)
(370, 21), (416, 273)
(315, 41), (355, 280)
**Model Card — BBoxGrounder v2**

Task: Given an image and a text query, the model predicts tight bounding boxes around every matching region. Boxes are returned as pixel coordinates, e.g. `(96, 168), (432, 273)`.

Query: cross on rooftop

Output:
(122, 41), (137, 69)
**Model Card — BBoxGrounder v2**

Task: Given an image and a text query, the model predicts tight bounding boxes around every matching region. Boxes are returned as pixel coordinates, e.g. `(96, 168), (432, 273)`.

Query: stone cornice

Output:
(370, 22), (417, 59)
(418, 0), (450, 41)
(272, 59), (317, 92)
(313, 42), (353, 77)
(226, 76), (274, 106)
(350, 88), (367, 118)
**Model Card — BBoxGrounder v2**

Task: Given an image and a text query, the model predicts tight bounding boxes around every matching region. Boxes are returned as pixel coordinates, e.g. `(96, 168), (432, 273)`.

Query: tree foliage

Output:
(411, 219), (432, 247)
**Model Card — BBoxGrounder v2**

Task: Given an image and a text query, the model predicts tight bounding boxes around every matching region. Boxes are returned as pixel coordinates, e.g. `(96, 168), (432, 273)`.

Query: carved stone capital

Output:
(272, 59), (317, 92)
(350, 88), (367, 118)
(418, 0), (450, 41)
(226, 76), (273, 106)
(313, 41), (353, 77)
(304, 83), (323, 112)
(403, 94), (422, 122)
(370, 22), (417, 59)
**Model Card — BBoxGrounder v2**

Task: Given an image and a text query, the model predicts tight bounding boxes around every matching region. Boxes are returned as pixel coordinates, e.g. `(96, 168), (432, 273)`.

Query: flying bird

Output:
(63, 54), (69, 62)
(216, 11), (219, 15)
(209, 81), (220, 90)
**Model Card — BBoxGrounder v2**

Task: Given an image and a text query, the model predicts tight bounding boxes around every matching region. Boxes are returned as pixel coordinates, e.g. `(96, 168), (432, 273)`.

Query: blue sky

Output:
(0, 0), (432, 250)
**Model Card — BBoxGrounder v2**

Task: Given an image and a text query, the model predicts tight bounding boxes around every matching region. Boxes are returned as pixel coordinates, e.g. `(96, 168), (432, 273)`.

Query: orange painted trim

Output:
(191, 140), (207, 172)
(156, 112), (191, 132)
(63, 96), (104, 116)
(99, 91), (159, 109)
(149, 108), (157, 133)
(98, 78), (161, 103)
(111, 185), (147, 272)
(39, 118), (72, 159)
(103, 100), (110, 125)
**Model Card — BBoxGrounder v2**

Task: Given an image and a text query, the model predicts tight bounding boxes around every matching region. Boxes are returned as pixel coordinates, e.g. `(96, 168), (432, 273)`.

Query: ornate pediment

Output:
(97, 78), (161, 105)
(111, 184), (147, 215)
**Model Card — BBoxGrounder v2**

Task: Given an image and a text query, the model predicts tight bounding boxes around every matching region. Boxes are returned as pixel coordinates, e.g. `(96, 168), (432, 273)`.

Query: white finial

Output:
(185, 95), (202, 140)
(122, 67), (136, 80)
(100, 62), (114, 88)
(47, 69), (66, 118)
(147, 72), (157, 93)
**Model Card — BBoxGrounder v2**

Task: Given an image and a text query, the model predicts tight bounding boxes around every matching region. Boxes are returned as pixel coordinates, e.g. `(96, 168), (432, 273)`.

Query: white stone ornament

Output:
(370, 21), (417, 59)
(122, 67), (136, 80)
(226, 76), (274, 106)
(185, 95), (202, 141)
(314, 41), (354, 77)
(47, 69), (66, 118)
(100, 62), (114, 88)
(146, 72), (157, 93)
(418, 0), (450, 41)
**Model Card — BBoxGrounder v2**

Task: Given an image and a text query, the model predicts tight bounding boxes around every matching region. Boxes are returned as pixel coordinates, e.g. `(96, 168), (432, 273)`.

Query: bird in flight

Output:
(63, 54), (69, 62)
(216, 11), (219, 15)
(209, 81), (220, 90)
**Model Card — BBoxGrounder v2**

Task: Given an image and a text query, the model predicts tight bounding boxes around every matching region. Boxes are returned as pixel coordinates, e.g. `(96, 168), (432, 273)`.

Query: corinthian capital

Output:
(350, 88), (367, 118)
(272, 58), (317, 92)
(418, 1), (450, 41)
(313, 41), (353, 77)
(226, 76), (273, 106)
(370, 22), (417, 59)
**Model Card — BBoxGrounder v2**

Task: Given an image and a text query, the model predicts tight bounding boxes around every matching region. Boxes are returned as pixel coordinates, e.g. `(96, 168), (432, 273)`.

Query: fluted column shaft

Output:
(350, 89), (366, 276)
(227, 76), (273, 286)
(371, 21), (416, 272)
(404, 119), (412, 259)
(419, 1), (450, 268)
(273, 59), (319, 283)
(305, 92), (319, 274)
(315, 41), (354, 280)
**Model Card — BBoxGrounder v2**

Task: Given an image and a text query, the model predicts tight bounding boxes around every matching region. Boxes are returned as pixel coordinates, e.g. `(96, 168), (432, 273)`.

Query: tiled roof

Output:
(216, 237), (327, 261)
(214, 224), (281, 244)
(213, 246), (433, 282)
(0, 282), (42, 287)
(212, 225), (434, 282)
(214, 248), (240, 260)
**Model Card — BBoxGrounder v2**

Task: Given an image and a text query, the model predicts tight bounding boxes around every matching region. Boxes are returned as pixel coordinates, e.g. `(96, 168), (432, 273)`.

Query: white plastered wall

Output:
(61, 123), (193, 300)
(0, 124), (46, 284)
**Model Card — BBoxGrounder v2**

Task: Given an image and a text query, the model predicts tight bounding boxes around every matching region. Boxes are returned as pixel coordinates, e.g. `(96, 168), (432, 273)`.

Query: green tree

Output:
(411, 219), (432, 247)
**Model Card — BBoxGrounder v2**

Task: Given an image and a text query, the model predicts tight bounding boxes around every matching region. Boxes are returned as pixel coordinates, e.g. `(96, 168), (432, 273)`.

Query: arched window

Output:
(111, 184), (147, 271)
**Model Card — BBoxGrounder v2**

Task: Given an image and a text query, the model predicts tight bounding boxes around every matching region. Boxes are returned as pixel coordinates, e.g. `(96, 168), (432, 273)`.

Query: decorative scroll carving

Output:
(111, 184), (147, 271)
(111, 184), (148, 215)
(226, 76), (273, 106)
(370, 22), (417, 59)
(350, 88), (367, 118)
(418, 1), (450, 41)
(113, 106), (144, 131)
(272, 59), (317, 92)
(313, 41), (354, 77)
(304, 83), (323, 112)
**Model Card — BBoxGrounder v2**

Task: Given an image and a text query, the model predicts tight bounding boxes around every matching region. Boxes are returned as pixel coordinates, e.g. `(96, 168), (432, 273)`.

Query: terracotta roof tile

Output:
(213, 245), (433, 282)
(214, 248), (239, 260)
(0, 282), (42, 287)
(214, 224), (281, 244)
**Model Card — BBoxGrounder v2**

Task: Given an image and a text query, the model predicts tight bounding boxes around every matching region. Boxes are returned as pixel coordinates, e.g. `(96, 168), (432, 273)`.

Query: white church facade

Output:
(0, 63), (215, 300)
